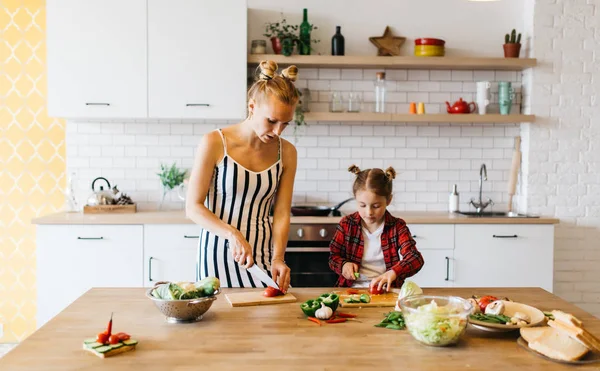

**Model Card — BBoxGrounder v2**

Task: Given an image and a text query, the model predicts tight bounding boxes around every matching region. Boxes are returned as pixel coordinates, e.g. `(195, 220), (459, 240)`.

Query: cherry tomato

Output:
(263, 286), (284, 297)
(369, 286), (385, 295)
(108, 335), (121, 345)
(96, 332), (109, 344)
(116, 332), (130, 341)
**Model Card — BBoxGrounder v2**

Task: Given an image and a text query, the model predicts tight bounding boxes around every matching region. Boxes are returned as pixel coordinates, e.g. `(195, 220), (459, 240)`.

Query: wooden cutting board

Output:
(335, 289), (398, 308)
(225, 291), (297, 307)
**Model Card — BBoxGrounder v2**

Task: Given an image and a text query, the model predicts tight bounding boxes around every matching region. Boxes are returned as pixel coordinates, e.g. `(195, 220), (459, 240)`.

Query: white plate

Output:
(469, 300), (546, 332)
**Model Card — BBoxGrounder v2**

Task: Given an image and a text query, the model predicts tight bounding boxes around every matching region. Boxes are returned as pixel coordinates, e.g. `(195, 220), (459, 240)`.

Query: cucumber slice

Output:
(83, 338), (97, 344)
(110, 343), (124, 349)
(122, 339), (138, 346)
(85, 342), (104, 349)
(95, 346), (113, 353)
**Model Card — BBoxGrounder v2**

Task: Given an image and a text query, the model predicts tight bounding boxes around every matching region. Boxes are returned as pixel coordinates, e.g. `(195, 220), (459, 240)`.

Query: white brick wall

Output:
(524, 0), (600, 317)
(67, 68), (523, 212)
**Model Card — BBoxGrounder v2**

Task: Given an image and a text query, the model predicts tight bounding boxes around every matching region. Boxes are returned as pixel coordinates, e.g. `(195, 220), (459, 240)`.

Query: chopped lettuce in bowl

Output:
(151, 277), (220, 301)
(399, 295), (472, 346)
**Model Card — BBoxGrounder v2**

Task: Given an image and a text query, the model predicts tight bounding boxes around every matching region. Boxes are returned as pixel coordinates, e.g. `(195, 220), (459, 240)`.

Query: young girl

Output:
(329, 165), (424, 292)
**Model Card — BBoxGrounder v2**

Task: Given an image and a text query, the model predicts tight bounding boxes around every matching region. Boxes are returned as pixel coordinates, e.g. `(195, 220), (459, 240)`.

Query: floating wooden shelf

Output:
(248, 54), (537, 71)
(303, 112), (535, 124)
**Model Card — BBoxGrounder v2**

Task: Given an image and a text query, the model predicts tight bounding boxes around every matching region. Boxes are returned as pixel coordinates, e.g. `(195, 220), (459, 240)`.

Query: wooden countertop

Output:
(32, 210), (559, 225)
(1, 288), (596, 370)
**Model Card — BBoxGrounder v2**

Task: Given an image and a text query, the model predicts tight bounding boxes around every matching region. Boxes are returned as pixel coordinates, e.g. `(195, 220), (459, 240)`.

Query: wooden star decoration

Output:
(369, 26), (406, 56)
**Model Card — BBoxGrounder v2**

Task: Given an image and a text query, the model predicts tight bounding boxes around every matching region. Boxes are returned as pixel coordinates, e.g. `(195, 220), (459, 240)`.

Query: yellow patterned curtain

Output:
(0, 0), (65, 342)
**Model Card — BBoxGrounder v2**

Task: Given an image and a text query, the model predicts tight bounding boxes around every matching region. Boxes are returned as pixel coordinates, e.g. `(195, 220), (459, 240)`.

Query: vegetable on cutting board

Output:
(263, 286), (284, 297)
(85, 314), (137, 358)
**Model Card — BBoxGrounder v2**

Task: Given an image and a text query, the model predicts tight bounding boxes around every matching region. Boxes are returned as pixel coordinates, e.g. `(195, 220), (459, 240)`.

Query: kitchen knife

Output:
(247, 264), (280, 290)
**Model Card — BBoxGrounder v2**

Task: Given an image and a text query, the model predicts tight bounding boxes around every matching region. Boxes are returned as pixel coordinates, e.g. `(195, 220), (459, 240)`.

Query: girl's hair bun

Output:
(348, 164), (361, 175)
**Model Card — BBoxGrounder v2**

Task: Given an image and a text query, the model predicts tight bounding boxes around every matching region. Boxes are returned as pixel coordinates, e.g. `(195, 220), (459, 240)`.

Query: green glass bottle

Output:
(299, 8), (311, 55)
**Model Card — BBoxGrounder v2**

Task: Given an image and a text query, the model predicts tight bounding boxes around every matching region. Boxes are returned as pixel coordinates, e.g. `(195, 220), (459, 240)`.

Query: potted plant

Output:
(264, 16), (299, 56)
(503, 29), (522, 58)
(157, 162), (187, 210)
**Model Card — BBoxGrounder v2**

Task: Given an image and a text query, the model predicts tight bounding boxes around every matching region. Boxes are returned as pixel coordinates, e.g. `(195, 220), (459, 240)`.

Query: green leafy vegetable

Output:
(375, 311), (406, 330)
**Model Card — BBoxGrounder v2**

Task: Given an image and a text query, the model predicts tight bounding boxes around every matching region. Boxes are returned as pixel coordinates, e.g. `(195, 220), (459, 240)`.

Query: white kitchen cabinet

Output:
(143, 225), (200, 287)
(147, 0), (247, 119)
(406, 225), (454, 287)
(36, 225), (143, 328)
(453, 225), (554, 292)
(46, 0), (147, 118)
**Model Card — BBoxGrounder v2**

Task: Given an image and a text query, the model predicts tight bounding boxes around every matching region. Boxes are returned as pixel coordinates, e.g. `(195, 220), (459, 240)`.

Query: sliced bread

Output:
(528, 327), (589, 362)
(549, 319), (600, 353)
(521, 327), (551, 343)
(552, 310), (583, 327)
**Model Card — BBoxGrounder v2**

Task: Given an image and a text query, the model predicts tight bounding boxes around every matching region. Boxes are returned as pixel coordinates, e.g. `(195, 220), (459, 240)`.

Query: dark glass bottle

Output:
(299, 8), (311, 55)
(331, 26), (345, 56)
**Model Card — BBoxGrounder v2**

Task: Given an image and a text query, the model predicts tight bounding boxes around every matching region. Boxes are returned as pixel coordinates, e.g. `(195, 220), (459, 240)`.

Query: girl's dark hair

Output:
(348, 164), (396, 200)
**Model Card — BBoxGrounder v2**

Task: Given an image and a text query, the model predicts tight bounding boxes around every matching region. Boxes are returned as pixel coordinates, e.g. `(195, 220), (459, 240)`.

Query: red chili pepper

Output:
(107, 312), (113, 337)
(335, 312), (357, 318)
(346, 289), (360, 295)
(308, 317), (321, 326)
(326, 318), (348, 324)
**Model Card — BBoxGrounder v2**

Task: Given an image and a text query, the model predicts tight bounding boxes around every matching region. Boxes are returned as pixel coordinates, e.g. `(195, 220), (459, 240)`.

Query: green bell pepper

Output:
(300, 299), (321, 317)
(318, 293), (340, 312)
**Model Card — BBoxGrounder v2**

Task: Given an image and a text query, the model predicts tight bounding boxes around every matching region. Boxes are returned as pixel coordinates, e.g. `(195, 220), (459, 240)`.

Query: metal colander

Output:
(146, 286), (220, 324)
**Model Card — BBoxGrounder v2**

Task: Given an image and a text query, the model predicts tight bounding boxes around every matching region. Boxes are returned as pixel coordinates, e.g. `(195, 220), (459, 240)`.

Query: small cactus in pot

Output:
(503, 28), (522, 58)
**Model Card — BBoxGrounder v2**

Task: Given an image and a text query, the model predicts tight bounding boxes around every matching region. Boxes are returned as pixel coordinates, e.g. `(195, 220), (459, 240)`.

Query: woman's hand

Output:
(228, 231), (254, 268)
(370, 270), (397, 292)
(342, 262), (359, 280)
(271, 259), (291, 293)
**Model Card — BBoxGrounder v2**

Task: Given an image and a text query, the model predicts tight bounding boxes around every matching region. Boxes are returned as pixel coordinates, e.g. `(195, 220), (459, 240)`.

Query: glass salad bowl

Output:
(399, 295), (472, 347)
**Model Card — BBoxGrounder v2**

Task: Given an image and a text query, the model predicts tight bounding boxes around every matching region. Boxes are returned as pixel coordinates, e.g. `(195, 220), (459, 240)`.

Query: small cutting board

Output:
(336, 289), (398, 308)
(225, 291), (297, 307)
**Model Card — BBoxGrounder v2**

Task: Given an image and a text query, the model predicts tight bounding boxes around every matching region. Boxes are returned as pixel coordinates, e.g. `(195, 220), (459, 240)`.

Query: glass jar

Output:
(347, 92), (362, 112)
(374, 72), (386, 113)
(251, 40), (267, 54)
(330, 91), (344, 112)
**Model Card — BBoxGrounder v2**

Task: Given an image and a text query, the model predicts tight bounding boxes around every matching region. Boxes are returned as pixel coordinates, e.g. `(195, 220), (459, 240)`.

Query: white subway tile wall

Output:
(67, 69), (522, 211)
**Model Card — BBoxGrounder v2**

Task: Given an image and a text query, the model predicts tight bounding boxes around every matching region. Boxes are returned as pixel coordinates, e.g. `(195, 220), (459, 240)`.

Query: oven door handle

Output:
(286, 247), (330, 252)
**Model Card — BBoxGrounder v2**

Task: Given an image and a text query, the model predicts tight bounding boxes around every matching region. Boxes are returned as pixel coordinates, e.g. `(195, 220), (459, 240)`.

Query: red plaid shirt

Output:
(329, 211), (424, 288)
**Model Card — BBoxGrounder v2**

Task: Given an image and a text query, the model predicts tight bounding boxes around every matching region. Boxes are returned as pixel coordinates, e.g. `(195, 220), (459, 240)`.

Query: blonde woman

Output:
(186, 61), (298, 292)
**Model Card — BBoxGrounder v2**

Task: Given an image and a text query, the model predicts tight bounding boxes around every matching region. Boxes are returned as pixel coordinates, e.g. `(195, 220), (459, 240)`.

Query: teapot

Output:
(87, 177), (117, 206)
(446, 98), (476, 114)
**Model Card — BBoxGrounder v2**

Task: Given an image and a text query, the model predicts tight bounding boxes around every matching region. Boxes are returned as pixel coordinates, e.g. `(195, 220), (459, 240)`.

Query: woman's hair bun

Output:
(258, 60), (278, 80)
(281, 65), (298, 82)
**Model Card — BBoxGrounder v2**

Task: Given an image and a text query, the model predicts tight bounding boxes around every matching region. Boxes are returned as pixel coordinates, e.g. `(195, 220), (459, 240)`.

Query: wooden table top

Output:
(1, 288), (597, 370)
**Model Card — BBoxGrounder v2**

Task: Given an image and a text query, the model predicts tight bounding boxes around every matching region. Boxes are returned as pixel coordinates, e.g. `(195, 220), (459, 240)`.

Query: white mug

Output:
(476, 81), (491, 115)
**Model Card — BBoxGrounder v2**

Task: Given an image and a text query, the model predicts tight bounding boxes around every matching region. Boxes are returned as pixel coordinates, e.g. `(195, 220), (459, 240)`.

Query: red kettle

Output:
(446, 98), (476, 114)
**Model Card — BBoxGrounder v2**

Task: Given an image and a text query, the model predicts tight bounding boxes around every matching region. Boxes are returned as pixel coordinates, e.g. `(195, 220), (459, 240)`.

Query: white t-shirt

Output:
(352, 223), (386, 288)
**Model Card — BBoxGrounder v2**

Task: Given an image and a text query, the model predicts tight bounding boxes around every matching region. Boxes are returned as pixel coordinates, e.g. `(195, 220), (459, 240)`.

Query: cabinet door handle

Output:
(184, 235), (199, 239)
(77, 237), (104, 240)
(148, 257), (154, 282)
(186, 103), (210, 107)
(493, 234), (518, 238)
(85, 103), (110, 106)
(445, 257), (450, 281)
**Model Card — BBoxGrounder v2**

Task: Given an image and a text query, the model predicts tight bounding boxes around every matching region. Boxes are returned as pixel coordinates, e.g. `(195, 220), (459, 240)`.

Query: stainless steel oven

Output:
(286, 223), (338, 287)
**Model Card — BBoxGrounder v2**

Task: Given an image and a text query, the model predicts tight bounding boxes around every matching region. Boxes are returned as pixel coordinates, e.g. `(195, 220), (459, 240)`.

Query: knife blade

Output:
(247, 264), (280, 290)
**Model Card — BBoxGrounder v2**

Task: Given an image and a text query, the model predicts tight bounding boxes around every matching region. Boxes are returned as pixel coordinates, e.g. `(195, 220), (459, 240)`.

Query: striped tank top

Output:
(197, 129), (282, 287)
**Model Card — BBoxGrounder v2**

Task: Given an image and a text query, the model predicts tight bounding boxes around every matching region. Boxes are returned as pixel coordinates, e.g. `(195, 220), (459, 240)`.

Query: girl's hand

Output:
(270, 259), (290, 293)
(228, 231), (254, 268)
(342, 262), (359, 280)
(371, 270), (397, 292)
